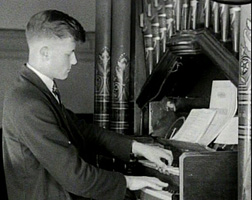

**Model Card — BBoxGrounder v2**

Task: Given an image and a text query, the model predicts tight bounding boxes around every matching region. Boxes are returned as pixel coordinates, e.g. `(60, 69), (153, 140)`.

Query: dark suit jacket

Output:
(2, 65), (133, 200)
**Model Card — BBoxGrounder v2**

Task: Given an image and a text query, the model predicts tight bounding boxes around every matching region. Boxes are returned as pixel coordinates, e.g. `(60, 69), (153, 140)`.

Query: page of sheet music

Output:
(214, 116), (238, 144)
(198, 80), (237, 146)
(171, 109), (217, 143)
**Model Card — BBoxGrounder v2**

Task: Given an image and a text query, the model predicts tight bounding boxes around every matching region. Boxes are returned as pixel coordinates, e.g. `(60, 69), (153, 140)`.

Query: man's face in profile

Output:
(46, 37), (77, 80)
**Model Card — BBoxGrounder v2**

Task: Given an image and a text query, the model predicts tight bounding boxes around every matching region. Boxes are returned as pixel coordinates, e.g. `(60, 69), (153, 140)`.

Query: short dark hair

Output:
(26, 10), (86, 43)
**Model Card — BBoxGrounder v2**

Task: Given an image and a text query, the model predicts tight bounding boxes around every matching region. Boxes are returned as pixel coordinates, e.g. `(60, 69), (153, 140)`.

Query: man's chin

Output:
(56, 76), (68, 80)
(62, 76), (68, 80)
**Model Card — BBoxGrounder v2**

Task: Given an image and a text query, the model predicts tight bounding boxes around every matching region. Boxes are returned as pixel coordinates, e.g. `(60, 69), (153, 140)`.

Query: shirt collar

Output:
(26, 63), (54, 93)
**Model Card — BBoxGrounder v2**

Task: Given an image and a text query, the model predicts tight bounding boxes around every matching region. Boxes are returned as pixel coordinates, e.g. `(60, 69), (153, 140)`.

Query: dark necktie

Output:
(52, 81), (62, 104)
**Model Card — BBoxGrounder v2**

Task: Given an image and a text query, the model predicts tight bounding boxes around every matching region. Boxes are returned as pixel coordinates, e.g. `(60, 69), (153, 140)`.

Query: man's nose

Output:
(71, 53), (77, 65)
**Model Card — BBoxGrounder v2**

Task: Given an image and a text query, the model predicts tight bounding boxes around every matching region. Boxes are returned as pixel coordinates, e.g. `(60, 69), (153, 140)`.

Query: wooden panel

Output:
(180, 151), (238, 200)
(0, 29), (95, 62)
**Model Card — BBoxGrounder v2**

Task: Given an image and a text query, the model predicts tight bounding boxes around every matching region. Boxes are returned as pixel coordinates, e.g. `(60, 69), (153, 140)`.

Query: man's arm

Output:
(66, 109), (174, 192)
(67, 109), (173, 167)
(66, 109), (133, 162)
(16, 99), (127, 200)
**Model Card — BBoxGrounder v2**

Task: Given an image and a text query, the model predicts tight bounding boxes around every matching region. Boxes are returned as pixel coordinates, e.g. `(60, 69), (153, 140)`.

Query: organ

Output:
(133, 0), (251, 199)
(94, 0), (251, 199)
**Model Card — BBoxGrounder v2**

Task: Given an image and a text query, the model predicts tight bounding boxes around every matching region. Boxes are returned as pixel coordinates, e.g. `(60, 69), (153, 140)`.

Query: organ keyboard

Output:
(135, 138), (237, 200)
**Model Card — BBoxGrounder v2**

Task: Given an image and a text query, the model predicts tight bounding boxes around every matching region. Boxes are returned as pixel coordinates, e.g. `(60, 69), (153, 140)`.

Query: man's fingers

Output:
(152, 178), (168, 187)
(147, 184), (164, 191)
(154, 155), (173, 168)
(164, 149), (173, 159)
(154, 149), (173, 164)
(155, 160), (168, 169)
(158, 150), (173, 166)
(146, 178), (168, 190)
(125, 176), (168, 191)
(164, 150), (173, 163)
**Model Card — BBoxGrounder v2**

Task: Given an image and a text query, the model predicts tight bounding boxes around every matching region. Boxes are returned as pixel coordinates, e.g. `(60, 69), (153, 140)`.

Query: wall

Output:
(0, 1), (96, 127)
(0, 0), (96, 31)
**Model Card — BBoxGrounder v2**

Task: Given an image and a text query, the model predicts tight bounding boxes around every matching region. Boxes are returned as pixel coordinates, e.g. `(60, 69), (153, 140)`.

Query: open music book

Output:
(171, 80), (238, 146)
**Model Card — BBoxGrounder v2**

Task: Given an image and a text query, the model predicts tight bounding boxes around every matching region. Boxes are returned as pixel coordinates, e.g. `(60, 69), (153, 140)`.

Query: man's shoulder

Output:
(4, 75), (48, 112)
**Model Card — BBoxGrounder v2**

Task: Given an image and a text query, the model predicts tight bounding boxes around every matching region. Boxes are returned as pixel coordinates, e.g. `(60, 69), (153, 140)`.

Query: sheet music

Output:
(198, 80), (237, 146)
(214, 117), (238, 144)
(171, 109), (217, 143)
(170, 80), (237, 146)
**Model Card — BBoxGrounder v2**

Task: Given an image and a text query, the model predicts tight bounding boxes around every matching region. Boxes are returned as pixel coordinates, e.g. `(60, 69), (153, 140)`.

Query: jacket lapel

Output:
(19, 65), (73, 134)
(20, 64), (59, 106)
(19, 65), (86, 153)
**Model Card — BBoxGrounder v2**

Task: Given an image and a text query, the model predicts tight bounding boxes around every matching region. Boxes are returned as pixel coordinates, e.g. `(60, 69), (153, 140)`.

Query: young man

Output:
(2, 10), (173, 200)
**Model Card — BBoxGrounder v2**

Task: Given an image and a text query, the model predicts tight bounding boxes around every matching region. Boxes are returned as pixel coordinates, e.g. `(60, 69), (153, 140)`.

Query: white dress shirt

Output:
(26, 63), (59, 102)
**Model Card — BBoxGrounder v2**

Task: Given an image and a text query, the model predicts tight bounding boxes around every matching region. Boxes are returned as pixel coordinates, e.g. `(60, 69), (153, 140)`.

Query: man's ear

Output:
(40, 46), (49, 60)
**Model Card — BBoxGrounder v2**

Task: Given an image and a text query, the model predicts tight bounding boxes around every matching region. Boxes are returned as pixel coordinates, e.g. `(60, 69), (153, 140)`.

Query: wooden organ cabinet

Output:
(129, 0), (251, 200)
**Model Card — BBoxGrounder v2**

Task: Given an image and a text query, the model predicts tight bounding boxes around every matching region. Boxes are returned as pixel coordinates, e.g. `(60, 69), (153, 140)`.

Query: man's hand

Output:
(124, 176), (168, 191)
(132, 141), (173, 170)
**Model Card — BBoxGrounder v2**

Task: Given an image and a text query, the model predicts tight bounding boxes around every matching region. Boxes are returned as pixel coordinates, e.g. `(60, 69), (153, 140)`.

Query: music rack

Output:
(136, 28), (239, 109)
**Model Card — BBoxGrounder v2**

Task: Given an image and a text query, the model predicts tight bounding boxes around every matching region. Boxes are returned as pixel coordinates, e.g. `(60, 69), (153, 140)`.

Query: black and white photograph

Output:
(0, 0), (251, 199)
